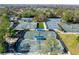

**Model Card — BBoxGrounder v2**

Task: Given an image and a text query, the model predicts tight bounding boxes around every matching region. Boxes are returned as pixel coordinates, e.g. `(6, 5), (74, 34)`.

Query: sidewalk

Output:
(56, 29), (79, 34)
(43, 22), (47, 29)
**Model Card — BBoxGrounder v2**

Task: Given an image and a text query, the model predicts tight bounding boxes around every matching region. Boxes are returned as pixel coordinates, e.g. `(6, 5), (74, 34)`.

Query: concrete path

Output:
(43, 22), (47, 29)
(55, 29), (79, 34)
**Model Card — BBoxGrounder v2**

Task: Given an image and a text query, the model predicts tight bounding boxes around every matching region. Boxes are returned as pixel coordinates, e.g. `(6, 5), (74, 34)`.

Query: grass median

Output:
(57, 30), (79, 55)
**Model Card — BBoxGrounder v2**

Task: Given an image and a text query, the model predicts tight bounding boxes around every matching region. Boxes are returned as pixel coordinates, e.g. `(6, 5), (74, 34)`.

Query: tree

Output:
(0, 43), (6, 53)
(55, 8), (64, 17)
(62, 10), (74, 23)
(21, 9), (35, 18)
(0, 8), (9, 16)
(0, 14), (10, 53)
(32, 14), (48, 22)
(73, 11), (79, 23)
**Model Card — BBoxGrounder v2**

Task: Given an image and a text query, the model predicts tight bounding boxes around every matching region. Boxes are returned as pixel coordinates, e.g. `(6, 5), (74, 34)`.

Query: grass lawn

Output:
(39, 23), (44, 29)
(57, 31), (79, 55)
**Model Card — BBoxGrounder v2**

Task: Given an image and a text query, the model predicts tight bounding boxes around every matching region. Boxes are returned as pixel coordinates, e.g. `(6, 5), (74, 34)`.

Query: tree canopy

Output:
(62, 10), (74, 23)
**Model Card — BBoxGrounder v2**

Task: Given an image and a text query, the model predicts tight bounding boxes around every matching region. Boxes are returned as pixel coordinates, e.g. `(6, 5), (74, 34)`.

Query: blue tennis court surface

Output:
(46, 18), (61, 30)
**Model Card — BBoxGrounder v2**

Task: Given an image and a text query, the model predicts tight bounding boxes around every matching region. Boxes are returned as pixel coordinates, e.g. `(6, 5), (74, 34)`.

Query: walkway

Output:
(43, 22), (47, 29)
(56, 29), (79, 34)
